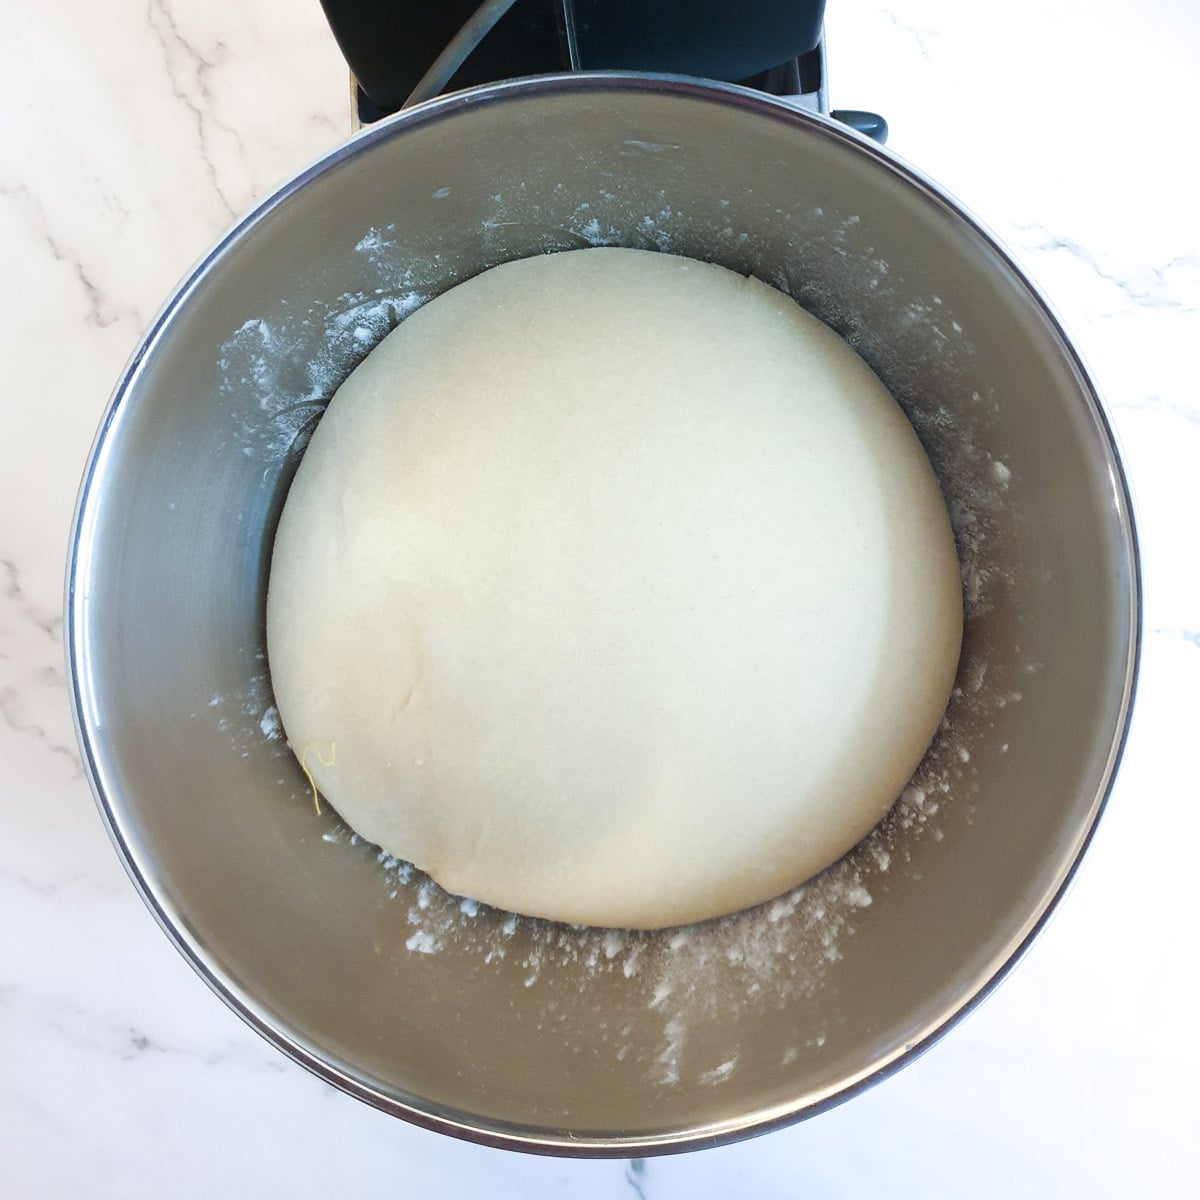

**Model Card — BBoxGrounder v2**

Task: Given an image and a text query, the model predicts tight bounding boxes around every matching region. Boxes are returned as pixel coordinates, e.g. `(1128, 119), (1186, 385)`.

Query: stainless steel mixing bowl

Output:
(67, 75), (1138, 1154)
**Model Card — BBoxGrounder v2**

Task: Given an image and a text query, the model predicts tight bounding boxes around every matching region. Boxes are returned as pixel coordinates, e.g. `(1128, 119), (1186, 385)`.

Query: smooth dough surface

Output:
(267, 247), (962, 929)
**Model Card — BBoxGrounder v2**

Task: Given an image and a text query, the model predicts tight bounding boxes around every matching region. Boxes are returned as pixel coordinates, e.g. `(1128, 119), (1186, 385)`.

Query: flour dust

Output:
(208, 196), (1023, 1092)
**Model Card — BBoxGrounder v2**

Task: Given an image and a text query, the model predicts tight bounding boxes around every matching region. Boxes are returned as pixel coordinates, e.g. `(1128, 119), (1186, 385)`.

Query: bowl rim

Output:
(65, 70), (1142, 1157)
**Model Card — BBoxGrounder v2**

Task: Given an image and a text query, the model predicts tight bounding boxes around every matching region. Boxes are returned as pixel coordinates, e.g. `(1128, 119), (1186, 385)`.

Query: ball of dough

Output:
(267, 247), (962, 929)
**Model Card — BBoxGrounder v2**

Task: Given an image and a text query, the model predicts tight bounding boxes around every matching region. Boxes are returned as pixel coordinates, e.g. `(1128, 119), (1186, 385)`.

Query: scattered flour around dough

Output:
(211, 212), (1024, 1089)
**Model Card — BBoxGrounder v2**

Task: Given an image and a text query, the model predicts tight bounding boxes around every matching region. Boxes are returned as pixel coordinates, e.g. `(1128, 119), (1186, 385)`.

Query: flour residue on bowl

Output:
(217, 230), (446, 468)
(212, 211), (1022, 1091)
(320, 832), (882, 1088)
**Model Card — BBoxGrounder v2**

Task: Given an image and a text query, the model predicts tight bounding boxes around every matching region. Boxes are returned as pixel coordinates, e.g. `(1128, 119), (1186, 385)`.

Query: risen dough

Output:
(267, 247), (962, 929)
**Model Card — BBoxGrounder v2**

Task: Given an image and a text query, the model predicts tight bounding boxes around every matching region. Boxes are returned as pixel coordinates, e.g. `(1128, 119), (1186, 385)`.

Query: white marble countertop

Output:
(2, 1), (1197, 1195)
